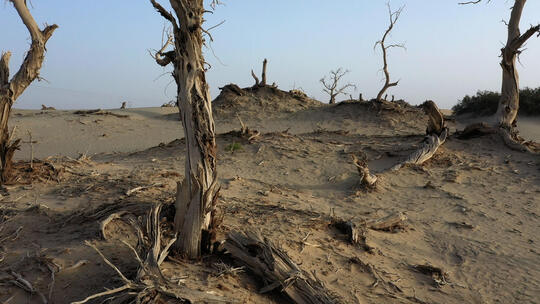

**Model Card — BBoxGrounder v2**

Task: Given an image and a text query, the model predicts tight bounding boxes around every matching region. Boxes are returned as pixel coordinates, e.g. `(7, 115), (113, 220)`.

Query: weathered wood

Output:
(261, 58), (268, 86)
(391, 101), (448, 171)
(150, 0), (219, 259)
(225, 230), (339, 304)
(330, 219), (374, 253)
(251, 69), (260, 86)
(351, 154), (377, 188)
(366, 212), (407, 231)
(75, 204), (229, 304)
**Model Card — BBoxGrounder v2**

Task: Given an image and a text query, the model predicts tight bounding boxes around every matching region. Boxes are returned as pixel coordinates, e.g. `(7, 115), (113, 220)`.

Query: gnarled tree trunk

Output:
(495, 0), (539, 130)
(0, 0), (57, 183)
(150, 0), (219, 259)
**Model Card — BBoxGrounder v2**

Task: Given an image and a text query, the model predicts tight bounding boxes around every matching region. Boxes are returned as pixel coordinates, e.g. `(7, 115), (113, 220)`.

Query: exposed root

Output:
(74, 203), (229, 304)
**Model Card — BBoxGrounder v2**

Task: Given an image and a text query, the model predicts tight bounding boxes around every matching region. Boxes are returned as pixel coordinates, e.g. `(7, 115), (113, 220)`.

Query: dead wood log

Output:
(391, 101), (448, 171)
(224, 230), (339, 304)
(366, 212), (407, 232)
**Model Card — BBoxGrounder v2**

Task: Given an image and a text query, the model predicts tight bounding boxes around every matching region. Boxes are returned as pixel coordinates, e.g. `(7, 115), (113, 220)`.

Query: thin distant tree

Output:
(320, 68), (356, 104)
(460, 0), (540, 150)
(374, 3), (405, 102)
(149, 0), (221, 259)
(0, 0), (57, 183)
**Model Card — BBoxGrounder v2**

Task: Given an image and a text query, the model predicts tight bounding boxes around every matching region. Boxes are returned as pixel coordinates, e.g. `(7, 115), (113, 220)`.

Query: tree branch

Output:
(149, 0), (179, 32)
(0, 52), (11, 86)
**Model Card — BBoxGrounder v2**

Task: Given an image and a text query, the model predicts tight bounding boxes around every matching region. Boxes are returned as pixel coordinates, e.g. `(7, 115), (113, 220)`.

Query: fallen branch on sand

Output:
(125, 182), (164, 196)
(224, 230), (339, 304)
(353, 101), (448, 188)
(73, 109), (129, 118)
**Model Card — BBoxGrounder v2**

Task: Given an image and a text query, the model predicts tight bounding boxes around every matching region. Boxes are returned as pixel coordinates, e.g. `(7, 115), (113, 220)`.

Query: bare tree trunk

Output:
(0, 0), (57, 183)
(261, 58), (268, 86)
(375, 4), (404, 102)
(150, 0), (219, 259)
(495, 0), (538, 129)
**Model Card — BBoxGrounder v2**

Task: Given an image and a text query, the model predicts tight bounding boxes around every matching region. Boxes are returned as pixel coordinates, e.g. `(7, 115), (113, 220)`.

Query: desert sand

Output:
(0, 90), (538, 304)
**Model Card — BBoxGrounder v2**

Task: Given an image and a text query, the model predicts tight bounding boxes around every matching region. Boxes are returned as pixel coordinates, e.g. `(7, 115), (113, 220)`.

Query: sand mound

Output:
(213, 84), (323, 115)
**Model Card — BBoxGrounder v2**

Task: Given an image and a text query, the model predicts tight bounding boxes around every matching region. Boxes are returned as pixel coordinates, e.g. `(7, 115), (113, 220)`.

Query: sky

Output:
(1, 0), (539, 110)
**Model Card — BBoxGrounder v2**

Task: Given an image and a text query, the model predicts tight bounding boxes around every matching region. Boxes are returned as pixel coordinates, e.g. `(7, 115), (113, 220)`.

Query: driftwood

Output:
(74, 203), (229, 304)
(391, 101), (448, 171)
(224, 230), (339, 304)
(367, 212), (407, 231)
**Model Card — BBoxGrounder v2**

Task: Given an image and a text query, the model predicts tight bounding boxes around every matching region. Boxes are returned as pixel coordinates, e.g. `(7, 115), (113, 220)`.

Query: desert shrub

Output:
(226, 142), (243, 153)
(453, 87), (540, 116)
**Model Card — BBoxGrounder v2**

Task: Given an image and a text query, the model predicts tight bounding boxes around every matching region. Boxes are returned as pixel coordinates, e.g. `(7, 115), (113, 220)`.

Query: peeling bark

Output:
(0, 0), (57, 183)
(150, 0), (219, 259)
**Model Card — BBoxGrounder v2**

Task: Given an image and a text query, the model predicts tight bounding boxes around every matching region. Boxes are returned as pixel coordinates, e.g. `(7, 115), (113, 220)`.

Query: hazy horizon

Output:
(1, 0), (539, 110)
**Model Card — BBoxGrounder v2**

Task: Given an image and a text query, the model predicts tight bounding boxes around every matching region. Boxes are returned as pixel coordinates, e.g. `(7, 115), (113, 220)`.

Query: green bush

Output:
(453, 87), (540, 116)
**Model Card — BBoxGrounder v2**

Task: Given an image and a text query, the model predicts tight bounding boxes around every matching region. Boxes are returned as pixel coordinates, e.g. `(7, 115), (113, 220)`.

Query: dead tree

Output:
(354, 101), (448, 187)
(251, 58), (268, 87)
(461, 0), (540, 152)
(0, 0), (57, 183)
(320, 68), (356, 104)
(375, 3), (405, 102)
(150, 0), (220, 259)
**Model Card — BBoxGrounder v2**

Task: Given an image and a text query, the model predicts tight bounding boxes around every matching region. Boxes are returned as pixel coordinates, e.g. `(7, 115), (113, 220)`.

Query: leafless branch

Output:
(375, 2), (405, 102)
(320, 68), (356, 104)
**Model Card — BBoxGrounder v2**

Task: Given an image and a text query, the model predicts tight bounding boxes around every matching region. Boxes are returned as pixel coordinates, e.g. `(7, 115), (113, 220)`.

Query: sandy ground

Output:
(0, 97), (538, 304)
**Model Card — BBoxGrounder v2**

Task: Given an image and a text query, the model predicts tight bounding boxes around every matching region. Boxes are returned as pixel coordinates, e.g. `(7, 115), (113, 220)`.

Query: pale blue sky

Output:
(1, 0), (539, 109)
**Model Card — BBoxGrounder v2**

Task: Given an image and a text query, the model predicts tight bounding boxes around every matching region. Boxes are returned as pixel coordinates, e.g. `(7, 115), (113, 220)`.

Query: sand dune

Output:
(1, 100), (538, 304)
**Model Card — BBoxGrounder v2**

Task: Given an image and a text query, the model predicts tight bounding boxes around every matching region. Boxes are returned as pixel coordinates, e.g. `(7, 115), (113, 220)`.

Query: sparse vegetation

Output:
(226, 142), (243, 153)
(453, 87), (540, 117)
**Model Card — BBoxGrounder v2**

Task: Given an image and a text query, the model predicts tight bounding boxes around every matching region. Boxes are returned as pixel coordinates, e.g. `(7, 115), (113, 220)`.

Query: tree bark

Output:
(495, 0), (539, 130)
(261, 58), (268, 86)
(150, 0), (219, 259)
(0, 0), (57, 183)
